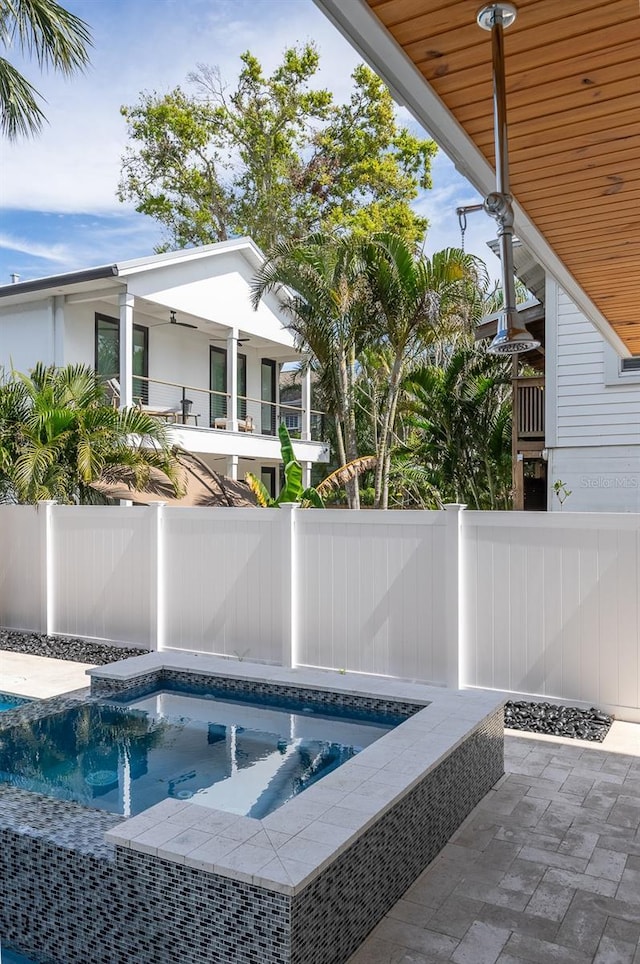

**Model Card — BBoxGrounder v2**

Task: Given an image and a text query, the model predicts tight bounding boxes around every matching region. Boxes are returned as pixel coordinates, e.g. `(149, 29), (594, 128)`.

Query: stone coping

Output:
(98, 653), (504, 897)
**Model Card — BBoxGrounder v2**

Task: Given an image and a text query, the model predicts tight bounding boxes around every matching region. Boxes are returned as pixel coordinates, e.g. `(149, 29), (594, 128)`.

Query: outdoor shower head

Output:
(476, 3), (540, 356)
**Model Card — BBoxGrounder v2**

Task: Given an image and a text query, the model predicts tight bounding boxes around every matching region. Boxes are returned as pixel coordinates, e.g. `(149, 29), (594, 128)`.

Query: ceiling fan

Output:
(209, 335), (251, 346)
(156, 310), (198, 330)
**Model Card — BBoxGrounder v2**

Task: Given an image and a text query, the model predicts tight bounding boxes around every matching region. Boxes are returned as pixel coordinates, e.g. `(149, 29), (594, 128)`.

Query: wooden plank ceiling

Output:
(366, 0), (640, 353)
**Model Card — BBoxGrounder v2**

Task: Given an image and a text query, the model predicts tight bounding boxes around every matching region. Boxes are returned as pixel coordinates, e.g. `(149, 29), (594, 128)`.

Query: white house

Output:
(0, 238), (329, 495)
(545, 277), (640, 513)
(477, 242), (640, 513)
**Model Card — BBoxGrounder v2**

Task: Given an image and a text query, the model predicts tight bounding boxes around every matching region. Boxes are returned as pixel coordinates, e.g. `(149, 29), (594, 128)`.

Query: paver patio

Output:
(348, 723), (640, 964)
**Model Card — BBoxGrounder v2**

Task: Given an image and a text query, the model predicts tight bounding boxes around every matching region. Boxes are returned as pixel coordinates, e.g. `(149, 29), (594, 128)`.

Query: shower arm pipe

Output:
(487, 7), (518, 323)
(477, 2), (539, 353)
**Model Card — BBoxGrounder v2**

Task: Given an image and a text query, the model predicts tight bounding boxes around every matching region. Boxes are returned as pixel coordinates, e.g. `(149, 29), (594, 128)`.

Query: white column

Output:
(227, 329), (238, 431)
(151, 502), (165, 652)
(119, 290), (134, 408)
(38, 500), (56, 635)
(444, 503), (466, 690)
(302, 364), (312, 440)
(280, 503), (297, 668)
(303, 461), (312, 489)
(227, 455), (238, 481)
(53, 296), (65, 366)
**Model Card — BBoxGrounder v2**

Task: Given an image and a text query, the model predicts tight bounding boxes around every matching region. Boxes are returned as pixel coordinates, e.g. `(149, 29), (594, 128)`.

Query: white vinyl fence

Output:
(462, 511), (640, 716)
(2, 503), (640, 719)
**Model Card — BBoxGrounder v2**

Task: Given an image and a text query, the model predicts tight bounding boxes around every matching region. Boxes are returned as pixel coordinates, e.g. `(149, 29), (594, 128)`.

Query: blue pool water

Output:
(0, 686), (396, 818)
(2, 950), (41, 963)
(0, 693), (29, 713)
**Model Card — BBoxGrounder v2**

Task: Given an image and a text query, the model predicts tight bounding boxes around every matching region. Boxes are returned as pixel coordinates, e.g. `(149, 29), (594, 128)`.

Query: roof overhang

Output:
(314, 0), (639, 357)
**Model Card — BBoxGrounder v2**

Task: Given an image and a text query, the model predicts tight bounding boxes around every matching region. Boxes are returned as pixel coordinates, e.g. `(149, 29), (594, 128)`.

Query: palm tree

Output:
(360, 236), (485, 508)
(0, 363), (181, 504)
(0, 0), (92, 139)
(251, 233), (374, 508)
(401, 342), (512, 509)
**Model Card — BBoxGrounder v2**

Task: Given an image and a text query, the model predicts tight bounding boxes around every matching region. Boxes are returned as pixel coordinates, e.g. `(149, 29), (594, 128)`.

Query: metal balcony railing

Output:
(110, 375), (326, 442)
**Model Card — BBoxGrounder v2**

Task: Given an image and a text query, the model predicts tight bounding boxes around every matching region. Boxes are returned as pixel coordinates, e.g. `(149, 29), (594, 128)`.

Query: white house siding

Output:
(64, 300), (99, 366)
(125, 251), (295, 348)
(0, 299), (54, 373)
(547, 280), (640, 511)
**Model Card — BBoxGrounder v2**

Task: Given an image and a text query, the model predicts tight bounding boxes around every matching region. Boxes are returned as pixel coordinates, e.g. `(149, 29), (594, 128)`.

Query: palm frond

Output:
(0, 55), (44, 137)
(316, 455), (377, 497)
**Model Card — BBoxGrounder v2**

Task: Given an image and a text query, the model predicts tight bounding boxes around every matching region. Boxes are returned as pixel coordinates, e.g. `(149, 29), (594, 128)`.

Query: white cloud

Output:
(0, 232), (72, 265)
(1, 0), (360, 214)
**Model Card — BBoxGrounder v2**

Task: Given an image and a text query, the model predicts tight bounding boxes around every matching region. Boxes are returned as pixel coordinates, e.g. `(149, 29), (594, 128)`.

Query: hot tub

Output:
(0, 653), (504, 964)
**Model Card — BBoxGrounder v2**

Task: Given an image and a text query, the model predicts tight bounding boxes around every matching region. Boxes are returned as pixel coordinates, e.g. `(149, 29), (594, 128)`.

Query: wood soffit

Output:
(365, 0), (640, 354)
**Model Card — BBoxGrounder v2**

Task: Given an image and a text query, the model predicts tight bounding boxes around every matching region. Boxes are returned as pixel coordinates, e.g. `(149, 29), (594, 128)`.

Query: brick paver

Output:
(348, 724), (640, 964)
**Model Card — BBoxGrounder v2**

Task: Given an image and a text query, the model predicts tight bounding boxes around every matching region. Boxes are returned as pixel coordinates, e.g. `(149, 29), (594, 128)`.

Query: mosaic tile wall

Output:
(1, 663), (502, 964)
(0, 828), (291, 964)
(91, 667), (427, 720)
(291, 709), (504, 964)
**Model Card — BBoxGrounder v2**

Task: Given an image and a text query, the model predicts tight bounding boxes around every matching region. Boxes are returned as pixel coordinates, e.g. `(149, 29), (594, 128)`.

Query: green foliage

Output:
(0, 0), (92, 139)
(399, 343), (513, 510)
(553, 479), (571, 508)
(251, 232), (376, 507)
(0, 363), (180, 504)
(253, 230), (485, 508)
(245, 422), (324, 508)
(119, 44), (436, 252)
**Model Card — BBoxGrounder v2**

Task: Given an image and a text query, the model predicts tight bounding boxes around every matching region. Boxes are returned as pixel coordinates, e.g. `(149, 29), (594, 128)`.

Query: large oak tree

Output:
(119, 45), (437, 253)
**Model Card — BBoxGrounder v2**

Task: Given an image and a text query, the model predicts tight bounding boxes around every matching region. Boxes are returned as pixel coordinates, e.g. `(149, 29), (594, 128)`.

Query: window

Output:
(284, 413), (300, 430)
(95, 314), (148, 403)
(210, 346), (227, 424)
(261, 467), (276, 499)
(238, 352), (247, 420)
(261, 359), (276, 435)
(604, 344), (640, 386)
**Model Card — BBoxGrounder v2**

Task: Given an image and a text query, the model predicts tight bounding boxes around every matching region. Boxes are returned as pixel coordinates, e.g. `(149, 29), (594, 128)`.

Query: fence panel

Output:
(0, 505), (46, 632)
(296, 511), (450, 683)
(162, 508), (286, 663)
(52, 506), (156, 648)
(462, 512), (640, 713)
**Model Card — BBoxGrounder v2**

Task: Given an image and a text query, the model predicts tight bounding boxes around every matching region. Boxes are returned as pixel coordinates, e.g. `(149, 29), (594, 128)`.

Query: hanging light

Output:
(473, 4), (540, 354)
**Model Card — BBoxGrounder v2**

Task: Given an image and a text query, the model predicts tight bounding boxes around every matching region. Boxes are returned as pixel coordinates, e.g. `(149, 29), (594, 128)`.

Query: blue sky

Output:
(0, 0), (499, 285)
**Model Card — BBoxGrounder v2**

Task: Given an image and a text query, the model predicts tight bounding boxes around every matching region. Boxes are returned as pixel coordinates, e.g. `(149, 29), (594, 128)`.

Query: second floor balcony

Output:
(109, 374), (329, 464)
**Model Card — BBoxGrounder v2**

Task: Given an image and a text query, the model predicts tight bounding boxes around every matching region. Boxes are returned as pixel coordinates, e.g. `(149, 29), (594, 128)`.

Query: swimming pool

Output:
(0, 685), (396, 818)
(2, 949), (41, 964)
(0, 693), (29, 713)
(0, 653), (504, 964)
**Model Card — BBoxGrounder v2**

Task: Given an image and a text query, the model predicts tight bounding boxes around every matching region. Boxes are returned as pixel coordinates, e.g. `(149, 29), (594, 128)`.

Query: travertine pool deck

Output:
(0, 649), (95, 699)
(347, 722), (640, 964)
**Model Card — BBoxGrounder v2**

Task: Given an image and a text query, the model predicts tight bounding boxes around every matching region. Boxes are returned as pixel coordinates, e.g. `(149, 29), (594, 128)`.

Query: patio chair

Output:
(104, 378), (180, 421)
(213, 415), (254, 432)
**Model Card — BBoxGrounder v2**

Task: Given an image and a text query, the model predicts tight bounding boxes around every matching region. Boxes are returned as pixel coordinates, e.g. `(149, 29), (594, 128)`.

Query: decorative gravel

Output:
(0, 630), (148, 665)
(504, 699), (613, 742)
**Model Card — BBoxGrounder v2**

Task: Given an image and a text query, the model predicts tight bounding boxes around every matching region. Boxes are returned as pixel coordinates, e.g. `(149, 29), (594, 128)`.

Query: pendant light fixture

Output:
(460, 4), (540, 355)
